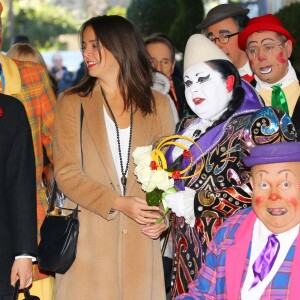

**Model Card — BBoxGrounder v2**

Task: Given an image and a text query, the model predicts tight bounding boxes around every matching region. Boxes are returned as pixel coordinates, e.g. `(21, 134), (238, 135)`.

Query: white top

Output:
(152, 72), (179, 124)
(238, 60), (253, 78)
(104, 106), (130, 195)
(241, 219), (299, 300)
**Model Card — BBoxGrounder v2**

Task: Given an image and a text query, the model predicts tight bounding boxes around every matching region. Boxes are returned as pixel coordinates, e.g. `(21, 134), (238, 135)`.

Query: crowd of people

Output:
(1, 1), (300, 299)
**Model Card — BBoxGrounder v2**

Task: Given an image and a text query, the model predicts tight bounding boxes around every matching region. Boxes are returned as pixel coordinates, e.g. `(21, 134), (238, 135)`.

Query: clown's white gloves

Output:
(164, 187), (196, 227)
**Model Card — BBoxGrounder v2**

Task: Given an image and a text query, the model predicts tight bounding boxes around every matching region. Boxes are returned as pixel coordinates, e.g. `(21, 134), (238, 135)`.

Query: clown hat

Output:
(184, 34), (230, 73)
(243, 142), (300, 167)
(238, 14), (295, 50)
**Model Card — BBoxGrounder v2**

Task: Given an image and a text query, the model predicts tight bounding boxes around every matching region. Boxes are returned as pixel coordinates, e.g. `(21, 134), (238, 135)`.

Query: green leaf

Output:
(146, 188), (164, 206)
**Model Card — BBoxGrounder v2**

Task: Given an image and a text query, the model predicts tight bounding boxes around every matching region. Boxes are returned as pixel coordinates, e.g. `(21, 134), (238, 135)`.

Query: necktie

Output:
(250, 233), (280, 289)
(271, 84), (289, 116)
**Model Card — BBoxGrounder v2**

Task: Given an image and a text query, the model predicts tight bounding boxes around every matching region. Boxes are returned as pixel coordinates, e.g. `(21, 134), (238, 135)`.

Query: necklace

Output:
(101, 86), (133, 196)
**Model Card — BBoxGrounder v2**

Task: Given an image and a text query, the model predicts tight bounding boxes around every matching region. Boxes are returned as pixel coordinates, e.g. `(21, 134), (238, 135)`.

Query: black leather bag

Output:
(37, 105), (84, 274)
(12, 279), (40, 300)
(37, 181), (79, 274)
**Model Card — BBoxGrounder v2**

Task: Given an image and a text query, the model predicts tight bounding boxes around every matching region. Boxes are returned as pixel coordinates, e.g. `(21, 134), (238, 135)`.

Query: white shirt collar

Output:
(238, 60), (253, 77)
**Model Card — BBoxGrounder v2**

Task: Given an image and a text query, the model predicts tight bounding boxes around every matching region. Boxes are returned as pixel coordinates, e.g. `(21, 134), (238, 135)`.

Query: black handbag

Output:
(37, 182), (79, 274)
(12, 279), (40, 300)
(37, 105), (84, 274)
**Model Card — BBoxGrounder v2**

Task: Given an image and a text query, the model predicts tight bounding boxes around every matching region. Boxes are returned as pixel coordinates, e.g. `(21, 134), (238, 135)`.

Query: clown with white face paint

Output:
(184, 62), (233, 120)
(163, 34), (298, 298)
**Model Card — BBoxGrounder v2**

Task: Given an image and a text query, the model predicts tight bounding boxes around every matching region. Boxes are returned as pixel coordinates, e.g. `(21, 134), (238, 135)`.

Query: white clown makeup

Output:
(184, 62), (233, 120)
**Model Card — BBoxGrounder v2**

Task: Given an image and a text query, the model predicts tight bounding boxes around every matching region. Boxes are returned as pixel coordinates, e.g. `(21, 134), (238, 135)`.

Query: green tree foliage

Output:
(127, 0), (204, 54)
(2, 4), (79, 51)
(169, 0), (204, 53)
(275, 3), (300, 71)
(106, 5), (127, 18)
(127, 0), (178, 37)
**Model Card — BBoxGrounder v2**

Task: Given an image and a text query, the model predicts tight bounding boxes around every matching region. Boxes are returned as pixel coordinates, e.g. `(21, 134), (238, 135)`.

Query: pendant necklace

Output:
(101, 86), (133, 196)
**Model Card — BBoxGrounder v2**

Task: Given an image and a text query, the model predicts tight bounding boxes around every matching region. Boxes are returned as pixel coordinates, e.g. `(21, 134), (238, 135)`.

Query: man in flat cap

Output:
(238, 14), (300, 138)
(0, 2), (56, 299)
(176, 141), (300, 299)
(197, 4), (255, 85)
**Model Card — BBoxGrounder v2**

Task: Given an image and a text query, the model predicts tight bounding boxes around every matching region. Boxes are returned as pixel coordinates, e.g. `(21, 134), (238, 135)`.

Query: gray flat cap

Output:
(197, 4), (249, 30)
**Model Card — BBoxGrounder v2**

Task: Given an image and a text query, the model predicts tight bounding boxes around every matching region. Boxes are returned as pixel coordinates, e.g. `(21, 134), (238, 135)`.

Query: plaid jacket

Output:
(177, 208), (300, 300)
(1, 55), (56, 280)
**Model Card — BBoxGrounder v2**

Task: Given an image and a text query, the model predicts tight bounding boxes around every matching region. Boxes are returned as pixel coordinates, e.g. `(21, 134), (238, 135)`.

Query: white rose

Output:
(144, 174), (157, 193)
(148, 170), (174, 192)
(132, 146), (152, 165)
(134, 165), (152, 190)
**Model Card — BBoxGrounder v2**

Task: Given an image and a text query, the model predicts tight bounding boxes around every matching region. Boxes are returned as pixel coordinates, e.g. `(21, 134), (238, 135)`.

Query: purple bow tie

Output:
(251, 233), (280, 289)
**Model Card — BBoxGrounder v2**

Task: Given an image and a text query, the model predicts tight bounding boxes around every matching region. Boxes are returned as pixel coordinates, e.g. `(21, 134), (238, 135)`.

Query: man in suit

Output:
(0, 2), (56, 298)
(176, 141), (300, 299)
(197, 4), (255, 85)
(238, 14), (300, 137)
(145, 33), (192, 119)
(0, 94), (37, 299)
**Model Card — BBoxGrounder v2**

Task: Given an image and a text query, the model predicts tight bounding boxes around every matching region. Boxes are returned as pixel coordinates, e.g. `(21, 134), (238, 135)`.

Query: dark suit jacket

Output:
(290, 70), (300, 140)
(172, 74), (194, 119)
(292, 96), (300, 140)
(0, 94), (37, 295)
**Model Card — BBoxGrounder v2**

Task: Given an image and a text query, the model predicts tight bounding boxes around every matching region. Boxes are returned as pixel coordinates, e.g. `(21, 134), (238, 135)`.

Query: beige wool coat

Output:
(53, 84), (175, 300)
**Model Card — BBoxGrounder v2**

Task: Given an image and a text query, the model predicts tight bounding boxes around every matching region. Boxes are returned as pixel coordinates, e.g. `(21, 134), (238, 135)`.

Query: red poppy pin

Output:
(0, 106), (3, 117)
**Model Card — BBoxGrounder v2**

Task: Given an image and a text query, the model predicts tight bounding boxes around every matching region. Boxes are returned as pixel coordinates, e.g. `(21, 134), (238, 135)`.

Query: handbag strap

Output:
(23, 287), (40, 300)
(12, 279), (20, 300)
(12, 279), (40, 300)
(48, 104), (84, 213)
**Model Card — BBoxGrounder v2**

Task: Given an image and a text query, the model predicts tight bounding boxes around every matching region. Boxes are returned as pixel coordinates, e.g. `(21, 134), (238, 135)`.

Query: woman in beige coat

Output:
(53, 15), (175, 299)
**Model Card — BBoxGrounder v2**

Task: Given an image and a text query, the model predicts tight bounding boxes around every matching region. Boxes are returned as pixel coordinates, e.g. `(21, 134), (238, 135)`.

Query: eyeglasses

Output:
(209, 32), (239, 44)
(150, 58), (172, 68)
(246, 43), (285, 59)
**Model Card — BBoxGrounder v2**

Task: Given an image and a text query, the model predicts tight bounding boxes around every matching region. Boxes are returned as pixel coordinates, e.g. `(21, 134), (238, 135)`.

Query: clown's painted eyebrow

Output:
(196, 74), (210, 81)
(184, 73), (209, 78)
(278, 169), (294, 175)
(255, 169), (294, 176)
(254, 170), (269, 176)
(261, 38), (276, 44)
(248, 37), (276, 47)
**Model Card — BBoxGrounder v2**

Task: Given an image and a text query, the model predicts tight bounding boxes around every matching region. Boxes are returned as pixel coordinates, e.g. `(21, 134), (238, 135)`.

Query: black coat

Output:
(0, 94), (37, 295)
(172, 74), (194, 119)
(292, 97), (300, 140)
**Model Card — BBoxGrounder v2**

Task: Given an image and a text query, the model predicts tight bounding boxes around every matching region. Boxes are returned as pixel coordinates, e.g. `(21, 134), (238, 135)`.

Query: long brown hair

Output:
(68, 15), (155, 115)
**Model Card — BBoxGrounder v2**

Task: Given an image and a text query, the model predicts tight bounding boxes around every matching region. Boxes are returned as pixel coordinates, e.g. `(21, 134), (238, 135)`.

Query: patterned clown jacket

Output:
(167, 81), (297, 298)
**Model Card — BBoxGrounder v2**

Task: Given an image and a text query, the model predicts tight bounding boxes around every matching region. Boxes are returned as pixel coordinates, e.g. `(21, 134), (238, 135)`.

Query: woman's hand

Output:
(113, 196), (162, 225)
(141, 220), (167, 239)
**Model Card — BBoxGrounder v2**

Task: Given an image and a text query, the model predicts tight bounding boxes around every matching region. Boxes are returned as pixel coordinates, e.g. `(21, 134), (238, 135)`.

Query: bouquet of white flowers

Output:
(132, 135), (204, 223)
(132, 145), (175, 206)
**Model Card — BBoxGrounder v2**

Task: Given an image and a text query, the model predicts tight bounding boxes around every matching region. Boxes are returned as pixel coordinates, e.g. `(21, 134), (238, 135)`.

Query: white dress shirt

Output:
(241, 219), (299, 299)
